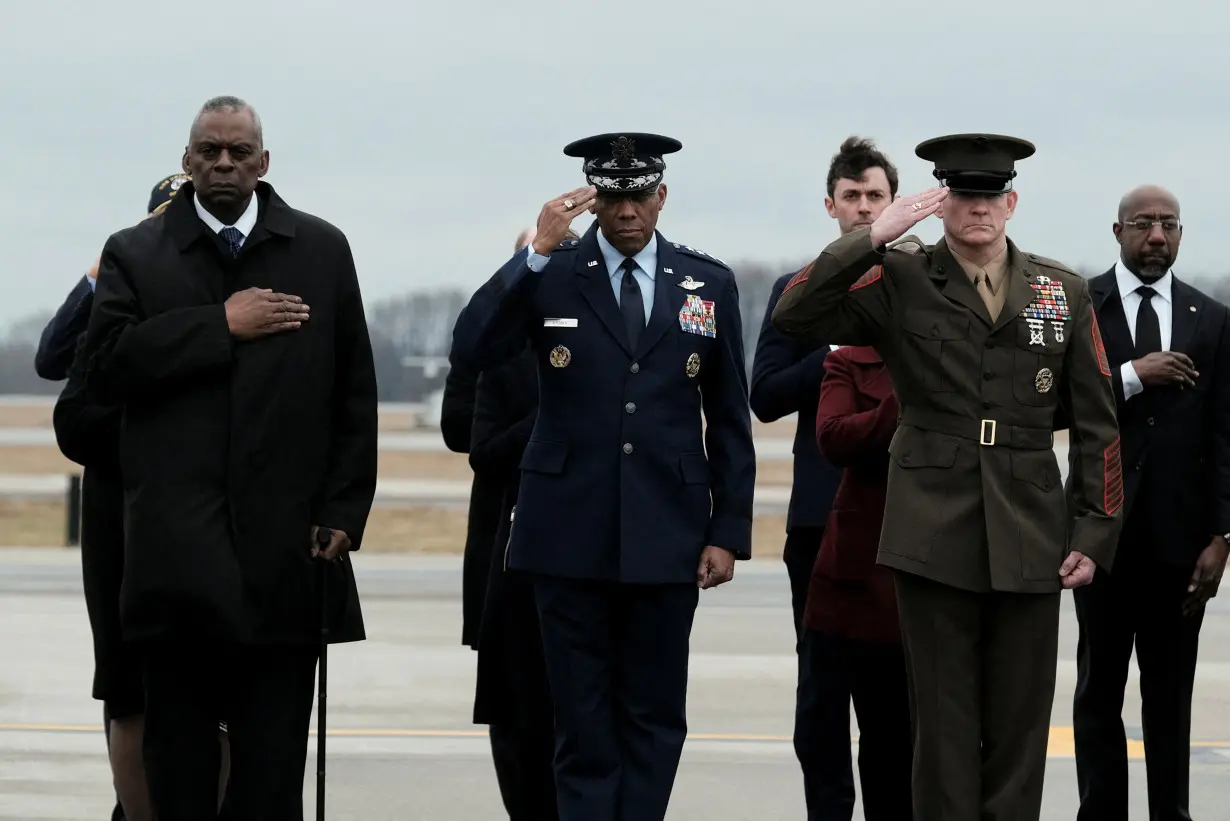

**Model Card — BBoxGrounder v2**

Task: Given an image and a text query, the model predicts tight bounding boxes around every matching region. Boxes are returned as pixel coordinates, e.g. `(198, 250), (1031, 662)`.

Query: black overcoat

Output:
(79, 180), (377, 646)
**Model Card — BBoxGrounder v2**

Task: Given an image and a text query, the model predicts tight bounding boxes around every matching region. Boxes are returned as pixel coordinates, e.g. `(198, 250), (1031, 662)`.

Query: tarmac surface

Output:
(2, 549), (1227, 820)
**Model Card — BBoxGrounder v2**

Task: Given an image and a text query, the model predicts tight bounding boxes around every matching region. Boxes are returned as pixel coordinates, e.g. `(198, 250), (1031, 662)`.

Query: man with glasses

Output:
(1071, 184), (1230, 820)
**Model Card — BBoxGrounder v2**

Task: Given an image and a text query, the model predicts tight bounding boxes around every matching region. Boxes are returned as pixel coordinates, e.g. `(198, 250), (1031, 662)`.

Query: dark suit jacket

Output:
(1085, 268), (1230, 567)
(451, 222), (756, 584)
(749, 271), (842, 532)
(442, 332), (506, 650)
(35, 275), (93, 380)
(79, 180), (376, 646)
(804, 346), (901, 643)
(468, 346), (548, 724)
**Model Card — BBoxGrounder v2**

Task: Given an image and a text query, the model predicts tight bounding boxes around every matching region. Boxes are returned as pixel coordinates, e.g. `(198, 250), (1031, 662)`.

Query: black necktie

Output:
(1134, 285), (1162, 358)
(619, 258), (645, 349)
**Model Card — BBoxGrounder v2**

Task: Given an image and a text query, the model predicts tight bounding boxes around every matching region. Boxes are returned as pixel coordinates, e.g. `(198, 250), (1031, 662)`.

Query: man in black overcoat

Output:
(78, 95), (378, 820)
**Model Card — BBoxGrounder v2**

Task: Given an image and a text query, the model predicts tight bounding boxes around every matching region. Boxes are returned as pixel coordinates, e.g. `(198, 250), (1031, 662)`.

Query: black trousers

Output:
(532, 575), (698, 821)
(141, 639), (318, 821)
(1073, 522), (1205, 821)
(784, 527), (855, 821)
(103, 704), (126, 821)
(895, 570), (1060, 821)
(803, 630), (914, 821)
(490, 721), (558, 821)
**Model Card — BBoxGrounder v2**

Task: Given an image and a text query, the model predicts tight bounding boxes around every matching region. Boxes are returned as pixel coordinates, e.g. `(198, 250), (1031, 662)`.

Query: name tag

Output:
(544, 318), (578, 328)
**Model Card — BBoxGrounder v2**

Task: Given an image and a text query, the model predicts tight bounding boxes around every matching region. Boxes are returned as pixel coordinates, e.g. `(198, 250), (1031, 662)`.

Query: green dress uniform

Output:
(771, 134), (1125, 821)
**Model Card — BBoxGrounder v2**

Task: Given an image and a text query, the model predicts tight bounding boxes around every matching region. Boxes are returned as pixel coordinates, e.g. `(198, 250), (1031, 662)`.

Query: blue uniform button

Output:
(630, 362), (640, 373)
(622, 443), (633, 454)
(625, 402), (636, 413)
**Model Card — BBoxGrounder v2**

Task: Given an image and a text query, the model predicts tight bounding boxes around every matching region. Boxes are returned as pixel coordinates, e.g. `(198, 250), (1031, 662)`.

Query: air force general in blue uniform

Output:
(451, 133), (757, 821)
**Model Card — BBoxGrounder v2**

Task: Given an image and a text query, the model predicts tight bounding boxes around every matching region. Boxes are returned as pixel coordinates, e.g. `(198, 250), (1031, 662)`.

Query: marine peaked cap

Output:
(563, 132), (683, 194)
(914, 133), (1035, 194)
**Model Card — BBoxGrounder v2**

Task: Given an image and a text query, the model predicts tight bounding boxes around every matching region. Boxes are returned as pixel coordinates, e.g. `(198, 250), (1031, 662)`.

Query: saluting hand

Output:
(1058, 550), (1096, 588)
(531, 187), (598, 256)
(311, 525), (351, 562)
(225, 287), (310, 340)
(868, 186), (949, 249)
(697, 545), (735, 590)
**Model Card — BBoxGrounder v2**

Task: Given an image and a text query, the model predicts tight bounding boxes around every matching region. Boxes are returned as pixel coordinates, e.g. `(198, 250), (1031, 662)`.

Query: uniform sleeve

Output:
(81, 236), (233, 405)
(449, 248), (543, 374)
(1207, 304), (1230, 535)
(770, 227), (896, 347)
(1061, 284), (1125, 569)
(815, 356), (899, 467)
(701, 276), (757, 559)
(35, 276), (94, 381)
(52, 332), (122, 471)
(749, 274), (830, 423)
(313, 238), (379, 551)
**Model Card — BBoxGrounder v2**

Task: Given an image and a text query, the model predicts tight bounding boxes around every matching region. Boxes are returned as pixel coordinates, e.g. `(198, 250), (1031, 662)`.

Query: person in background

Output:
(805, 344), (912, 820)
(750, 135), (898, 819)
(42, 172), (230, 821)
(469, 308), (556, 820)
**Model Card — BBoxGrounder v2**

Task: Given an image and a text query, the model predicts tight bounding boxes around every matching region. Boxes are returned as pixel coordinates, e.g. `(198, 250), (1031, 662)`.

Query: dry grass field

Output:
(0, 399), (1066, 553)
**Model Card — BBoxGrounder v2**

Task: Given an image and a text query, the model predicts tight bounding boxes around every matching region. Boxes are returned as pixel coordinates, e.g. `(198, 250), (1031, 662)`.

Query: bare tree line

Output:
(5, 265), (1229, 401)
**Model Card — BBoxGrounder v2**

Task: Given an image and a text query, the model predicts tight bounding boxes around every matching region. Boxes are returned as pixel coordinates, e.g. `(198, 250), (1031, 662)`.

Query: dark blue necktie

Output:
(619, 257), (645, 349)
(219, 227), (244, 258)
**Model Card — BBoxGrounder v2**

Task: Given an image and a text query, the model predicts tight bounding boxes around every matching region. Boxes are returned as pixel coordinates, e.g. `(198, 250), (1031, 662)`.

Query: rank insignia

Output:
(549, 345), (571, 368)
(1021, 275), (1072, 321)
(1027, 318), (1046, 346)
(1035, 367), (1054, 393)
(1050, 320), (1065, 344)
(686, 352), (700, 378)
(677, 275), (705, 290)
(678, 294), (717, 338)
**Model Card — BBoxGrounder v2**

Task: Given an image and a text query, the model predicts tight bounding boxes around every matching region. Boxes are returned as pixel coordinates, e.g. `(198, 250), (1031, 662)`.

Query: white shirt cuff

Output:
(1120, 361), (1143, 400)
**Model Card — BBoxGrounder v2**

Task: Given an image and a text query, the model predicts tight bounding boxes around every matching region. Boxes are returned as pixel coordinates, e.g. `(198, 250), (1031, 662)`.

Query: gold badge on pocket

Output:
(549, 345), (571, 368)
(686, 352), (700, 378)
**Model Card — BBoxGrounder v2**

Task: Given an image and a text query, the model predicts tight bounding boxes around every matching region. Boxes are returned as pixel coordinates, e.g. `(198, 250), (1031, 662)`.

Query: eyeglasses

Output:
(1122, 219), (1181, 232)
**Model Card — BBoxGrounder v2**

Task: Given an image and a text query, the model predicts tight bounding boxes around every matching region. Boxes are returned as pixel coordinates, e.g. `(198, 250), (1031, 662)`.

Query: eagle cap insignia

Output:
(611, 136), (636, 162)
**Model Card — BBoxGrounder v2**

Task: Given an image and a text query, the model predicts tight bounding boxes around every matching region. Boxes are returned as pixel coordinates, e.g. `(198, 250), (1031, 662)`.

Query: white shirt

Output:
(193, 192), (259, 246)
(1115, 260), (1173, 400)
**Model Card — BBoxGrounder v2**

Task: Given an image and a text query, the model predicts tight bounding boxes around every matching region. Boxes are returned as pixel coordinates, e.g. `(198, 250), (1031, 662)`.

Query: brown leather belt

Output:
(899, 407), (1054, 450)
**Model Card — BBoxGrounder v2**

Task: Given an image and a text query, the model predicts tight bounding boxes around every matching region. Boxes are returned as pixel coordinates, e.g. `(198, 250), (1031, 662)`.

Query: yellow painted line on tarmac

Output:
(1, 724), (1227, 758)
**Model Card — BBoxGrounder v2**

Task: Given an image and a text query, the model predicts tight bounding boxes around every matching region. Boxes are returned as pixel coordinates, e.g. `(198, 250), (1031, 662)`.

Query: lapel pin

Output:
(587, 260), (599, 267)
(1190, 305), (1197, 312)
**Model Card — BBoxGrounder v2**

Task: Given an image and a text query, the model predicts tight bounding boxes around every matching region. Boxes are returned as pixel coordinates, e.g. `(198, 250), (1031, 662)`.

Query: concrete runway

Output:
(2, 549), (1227, 820)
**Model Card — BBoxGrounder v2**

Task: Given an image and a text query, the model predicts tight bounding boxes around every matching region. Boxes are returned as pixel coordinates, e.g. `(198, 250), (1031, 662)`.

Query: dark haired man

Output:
(80, 95), (377, 820)
(749, 136), (897, 819)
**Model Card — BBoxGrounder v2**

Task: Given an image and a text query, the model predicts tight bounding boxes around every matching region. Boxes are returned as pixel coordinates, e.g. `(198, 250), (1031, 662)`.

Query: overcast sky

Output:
(2, 0), (1224, 329)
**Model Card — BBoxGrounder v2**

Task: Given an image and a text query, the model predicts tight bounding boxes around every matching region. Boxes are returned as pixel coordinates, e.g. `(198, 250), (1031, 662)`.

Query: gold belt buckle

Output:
(979, 419), (997, 446)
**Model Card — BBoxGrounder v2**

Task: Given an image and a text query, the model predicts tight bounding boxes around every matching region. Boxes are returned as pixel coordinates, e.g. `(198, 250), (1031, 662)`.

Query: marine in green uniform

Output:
(771, 133), (1125, 821)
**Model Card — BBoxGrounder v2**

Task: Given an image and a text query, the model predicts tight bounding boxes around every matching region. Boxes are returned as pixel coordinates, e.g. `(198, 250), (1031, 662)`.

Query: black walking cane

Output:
(314, 527), (333, 821)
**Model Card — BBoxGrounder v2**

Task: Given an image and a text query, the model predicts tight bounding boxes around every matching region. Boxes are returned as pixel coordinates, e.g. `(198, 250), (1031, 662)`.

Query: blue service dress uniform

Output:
(451, 220), (756, 821)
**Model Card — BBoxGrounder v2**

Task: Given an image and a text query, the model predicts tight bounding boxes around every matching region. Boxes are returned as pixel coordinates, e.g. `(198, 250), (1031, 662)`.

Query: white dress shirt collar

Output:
(1115, 259), (1172, 305)
(193, 191), (259, 239)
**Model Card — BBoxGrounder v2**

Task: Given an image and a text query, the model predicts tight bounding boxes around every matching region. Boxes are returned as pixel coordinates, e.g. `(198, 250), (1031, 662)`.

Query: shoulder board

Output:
(672, 242), (732, 271)
(554, 237), (582, 251)
(886, 234), (929, 256)
(1026, 252), (1079, 277)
